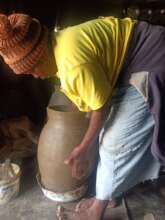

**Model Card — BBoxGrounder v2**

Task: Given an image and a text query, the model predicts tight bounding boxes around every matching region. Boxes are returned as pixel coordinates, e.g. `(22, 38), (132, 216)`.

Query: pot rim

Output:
(47, 105), (85, 114)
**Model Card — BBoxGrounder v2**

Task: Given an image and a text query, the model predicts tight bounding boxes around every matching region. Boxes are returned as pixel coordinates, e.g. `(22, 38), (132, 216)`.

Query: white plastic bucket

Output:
(0, 163), (21, 205)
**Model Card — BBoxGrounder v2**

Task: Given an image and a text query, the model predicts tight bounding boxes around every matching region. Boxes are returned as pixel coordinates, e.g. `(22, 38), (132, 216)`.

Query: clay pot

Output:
(37, 102), (98, 201)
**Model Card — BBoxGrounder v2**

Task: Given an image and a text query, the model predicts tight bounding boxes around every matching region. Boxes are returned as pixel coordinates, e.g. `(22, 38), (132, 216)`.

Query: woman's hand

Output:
(64, 106), (107, 179)
(64, 146), (89, 179)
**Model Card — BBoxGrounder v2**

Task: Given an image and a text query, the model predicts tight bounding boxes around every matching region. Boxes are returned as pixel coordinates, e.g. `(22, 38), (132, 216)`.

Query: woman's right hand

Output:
(65, 107), (106, 179)
(64, 146), (89, 179)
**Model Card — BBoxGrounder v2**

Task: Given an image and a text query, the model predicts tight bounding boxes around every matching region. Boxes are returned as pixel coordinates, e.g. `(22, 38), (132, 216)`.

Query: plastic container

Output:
(0, 160), (21, 205)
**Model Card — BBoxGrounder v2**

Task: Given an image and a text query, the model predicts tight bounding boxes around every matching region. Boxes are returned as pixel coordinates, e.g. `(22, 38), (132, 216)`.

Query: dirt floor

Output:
(0, 157), (165, 220)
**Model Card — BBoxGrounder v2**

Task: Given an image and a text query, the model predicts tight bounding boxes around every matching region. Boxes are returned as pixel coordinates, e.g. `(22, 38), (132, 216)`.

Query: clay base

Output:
(36, 174), (88, 202)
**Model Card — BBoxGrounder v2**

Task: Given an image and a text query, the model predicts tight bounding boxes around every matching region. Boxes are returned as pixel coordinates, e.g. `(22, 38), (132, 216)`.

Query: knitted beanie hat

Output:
(0, 13), (48, 74)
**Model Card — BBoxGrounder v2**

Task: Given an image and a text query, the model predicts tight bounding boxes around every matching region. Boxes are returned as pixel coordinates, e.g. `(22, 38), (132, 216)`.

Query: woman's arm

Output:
(77, 108), (104, 151)
(65, 101), (109, 179)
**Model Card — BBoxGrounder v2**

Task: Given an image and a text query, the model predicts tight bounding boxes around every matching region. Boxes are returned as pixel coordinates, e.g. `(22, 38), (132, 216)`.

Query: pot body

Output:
(38, 105), (97, 196)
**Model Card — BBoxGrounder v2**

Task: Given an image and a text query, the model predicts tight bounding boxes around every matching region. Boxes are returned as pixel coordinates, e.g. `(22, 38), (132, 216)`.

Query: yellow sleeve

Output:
(60, 63), (112, 112)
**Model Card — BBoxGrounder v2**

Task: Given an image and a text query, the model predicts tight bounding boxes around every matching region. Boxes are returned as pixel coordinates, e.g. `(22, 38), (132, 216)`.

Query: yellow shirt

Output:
(53, 16), (136, 112)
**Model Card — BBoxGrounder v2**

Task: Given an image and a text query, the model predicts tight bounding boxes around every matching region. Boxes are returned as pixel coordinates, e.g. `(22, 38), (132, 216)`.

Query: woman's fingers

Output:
(64, 147), (89, 179)
(64, 155), (73, 165)
(64, 147), (81, 165)
(72, 160), (86, 179)
(64, 150), (78, 165)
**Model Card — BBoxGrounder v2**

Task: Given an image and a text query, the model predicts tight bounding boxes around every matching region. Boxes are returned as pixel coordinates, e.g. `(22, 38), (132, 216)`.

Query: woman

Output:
(0, 13), (164, 220)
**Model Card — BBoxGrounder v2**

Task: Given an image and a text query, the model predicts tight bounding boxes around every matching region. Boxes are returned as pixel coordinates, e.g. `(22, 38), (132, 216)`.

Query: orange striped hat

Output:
(0, 13), (48, 74)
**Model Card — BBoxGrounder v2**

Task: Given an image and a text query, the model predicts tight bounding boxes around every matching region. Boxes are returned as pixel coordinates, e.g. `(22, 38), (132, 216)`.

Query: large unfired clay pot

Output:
(37, 101), (98, 202)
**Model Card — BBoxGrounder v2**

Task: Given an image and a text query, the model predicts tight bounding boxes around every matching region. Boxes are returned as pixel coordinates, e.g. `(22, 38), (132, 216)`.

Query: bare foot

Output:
(75, 197), (118, 212)
(75, 198), (95, 212)
(56, 205), (101, 220)
(107, 200), (118, 208)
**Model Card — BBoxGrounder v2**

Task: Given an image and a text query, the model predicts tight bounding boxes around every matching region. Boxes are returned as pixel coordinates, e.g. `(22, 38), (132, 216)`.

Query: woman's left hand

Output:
(64, 146), (89, 179)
